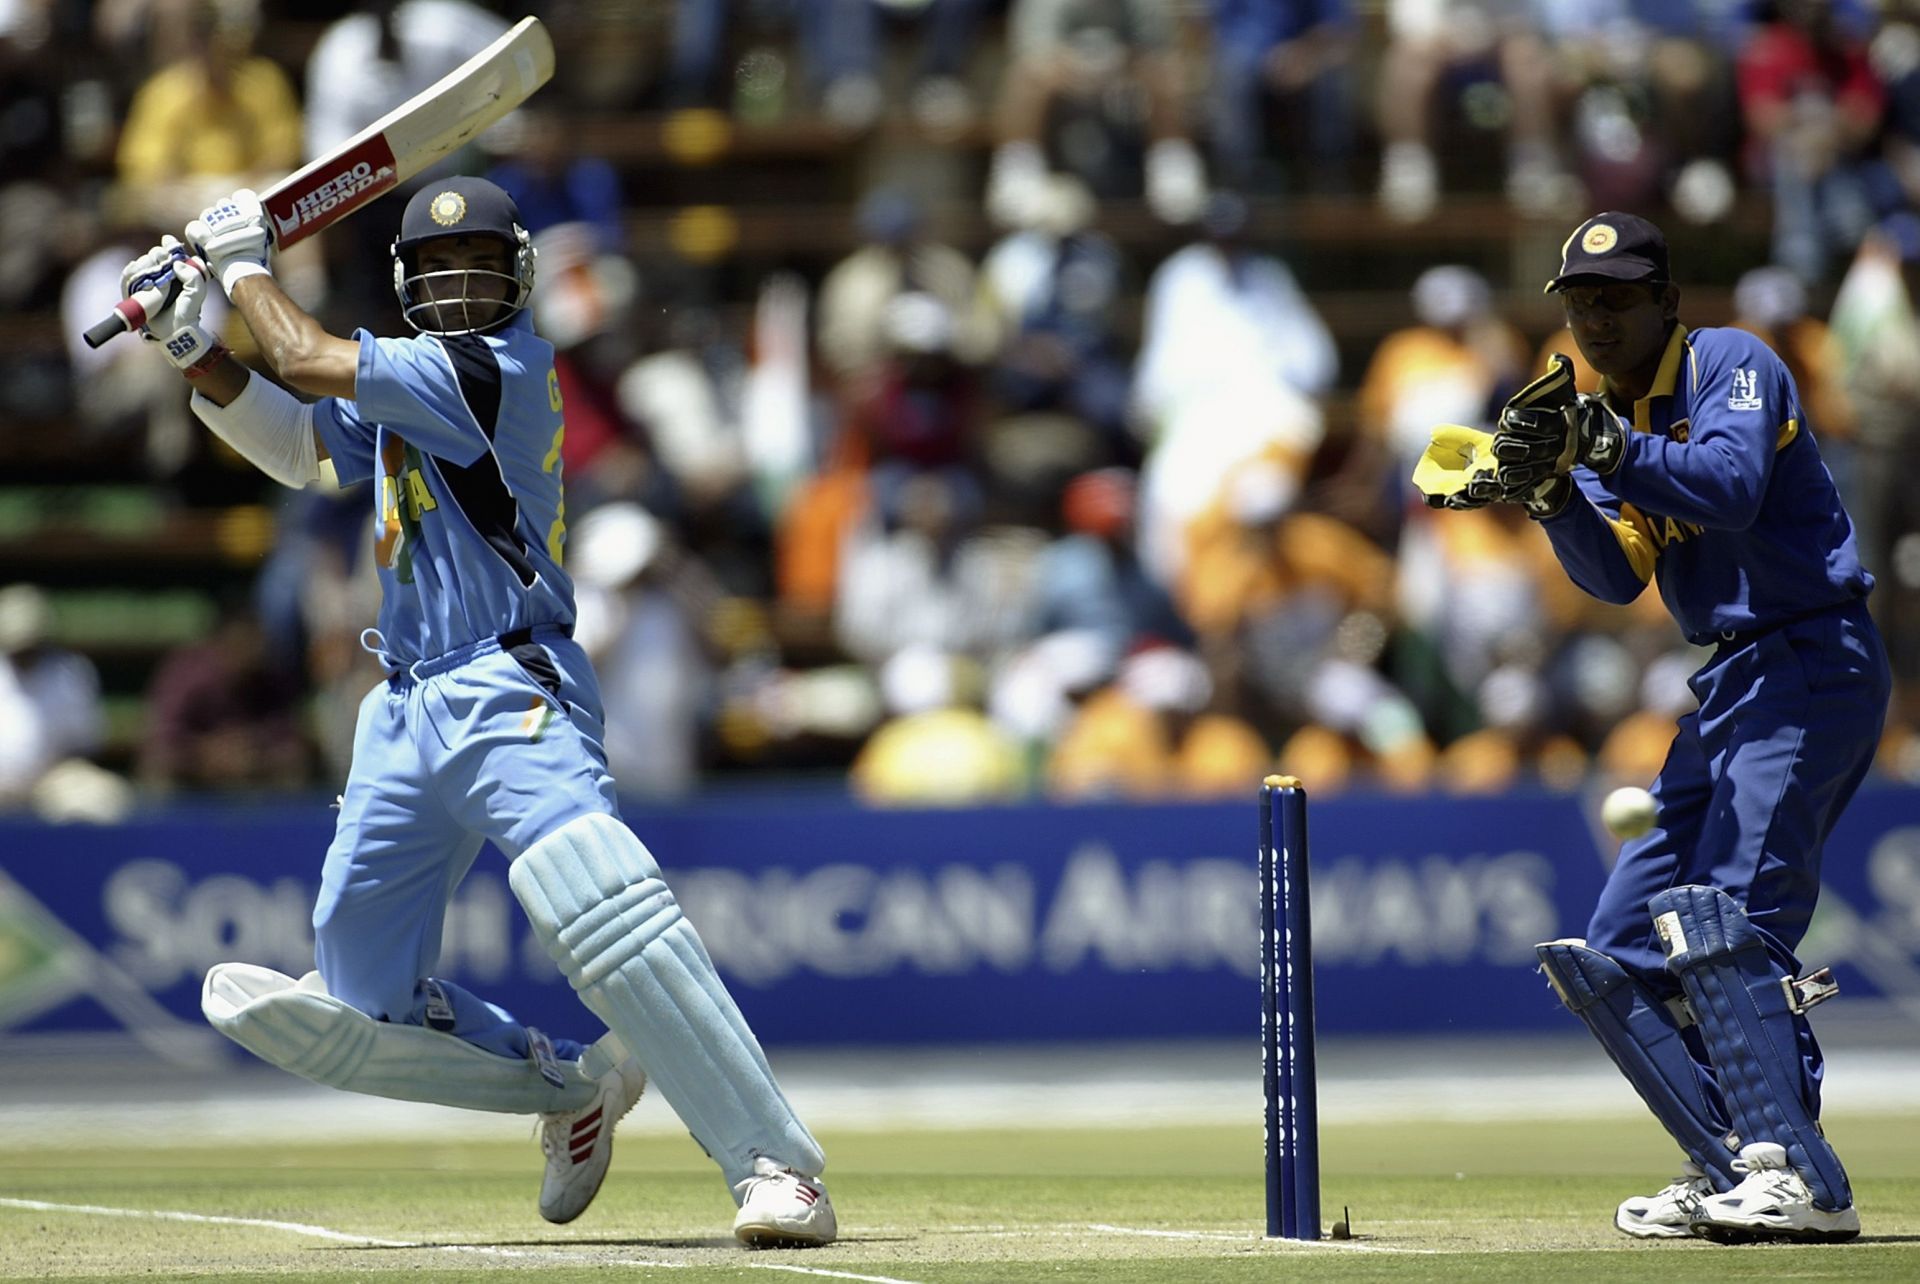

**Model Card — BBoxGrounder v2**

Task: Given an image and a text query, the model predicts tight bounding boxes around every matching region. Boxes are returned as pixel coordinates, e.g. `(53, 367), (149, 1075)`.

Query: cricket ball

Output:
(1602, 786), (1658, 839)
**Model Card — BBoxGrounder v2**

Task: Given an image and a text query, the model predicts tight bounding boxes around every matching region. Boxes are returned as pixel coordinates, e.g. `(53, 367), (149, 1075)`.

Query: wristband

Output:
(220, 260), (272, 295)
(183, 343), (232, 380)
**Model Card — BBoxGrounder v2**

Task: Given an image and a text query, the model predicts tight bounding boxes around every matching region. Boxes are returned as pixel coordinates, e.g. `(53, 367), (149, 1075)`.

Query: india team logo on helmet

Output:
(390, 176), (536, 336)
(1582, 223), (1619, 254)
(428, 191), (468, 227)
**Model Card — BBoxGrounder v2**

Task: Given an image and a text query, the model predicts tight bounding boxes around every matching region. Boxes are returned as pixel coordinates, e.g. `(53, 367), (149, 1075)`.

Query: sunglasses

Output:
(1559, 282), (1665, 315)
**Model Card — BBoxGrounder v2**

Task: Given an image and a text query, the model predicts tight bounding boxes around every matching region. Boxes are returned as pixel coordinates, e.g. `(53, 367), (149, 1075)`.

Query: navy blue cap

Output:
(1546, 212), (1670, 293)
(395, 176), (524, 257)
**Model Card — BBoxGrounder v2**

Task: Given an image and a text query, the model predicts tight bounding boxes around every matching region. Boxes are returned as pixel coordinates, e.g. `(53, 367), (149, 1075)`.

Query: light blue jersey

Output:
(313, 312), (573, 665)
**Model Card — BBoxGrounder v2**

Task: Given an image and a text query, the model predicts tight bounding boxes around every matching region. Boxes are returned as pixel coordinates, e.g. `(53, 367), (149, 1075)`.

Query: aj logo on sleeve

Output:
(1727, 368), (1762, 411)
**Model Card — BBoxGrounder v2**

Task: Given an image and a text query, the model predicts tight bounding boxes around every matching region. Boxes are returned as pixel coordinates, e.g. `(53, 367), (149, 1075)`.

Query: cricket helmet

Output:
(390, 176), (536, 335)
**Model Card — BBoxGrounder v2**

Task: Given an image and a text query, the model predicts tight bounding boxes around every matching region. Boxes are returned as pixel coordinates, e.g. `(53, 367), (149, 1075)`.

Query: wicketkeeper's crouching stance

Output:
(120, 179), (834, 1246)
(1418, 213), (1888, 1243)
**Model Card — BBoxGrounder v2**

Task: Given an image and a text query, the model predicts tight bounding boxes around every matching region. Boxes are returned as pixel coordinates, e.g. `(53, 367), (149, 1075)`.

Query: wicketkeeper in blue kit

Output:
(1428, 212), (1889, 1242)
(116, 177), (835, 1247)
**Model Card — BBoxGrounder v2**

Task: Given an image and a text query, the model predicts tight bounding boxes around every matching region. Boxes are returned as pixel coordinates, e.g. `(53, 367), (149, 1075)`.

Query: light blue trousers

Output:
(313, 626), (618, 1063)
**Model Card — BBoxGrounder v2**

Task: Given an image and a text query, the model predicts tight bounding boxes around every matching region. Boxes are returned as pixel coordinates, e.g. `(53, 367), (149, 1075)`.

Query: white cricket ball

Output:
(1602, 786), (1658, 839)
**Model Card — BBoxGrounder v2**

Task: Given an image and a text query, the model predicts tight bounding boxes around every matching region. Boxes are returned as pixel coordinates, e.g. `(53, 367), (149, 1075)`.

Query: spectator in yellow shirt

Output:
(115, 1), (302, 227)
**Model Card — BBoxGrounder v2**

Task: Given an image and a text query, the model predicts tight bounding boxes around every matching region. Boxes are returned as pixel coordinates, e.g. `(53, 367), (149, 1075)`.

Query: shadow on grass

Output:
(1698, 1233), (1920, 1248)
(339, 1234), (912, 1250)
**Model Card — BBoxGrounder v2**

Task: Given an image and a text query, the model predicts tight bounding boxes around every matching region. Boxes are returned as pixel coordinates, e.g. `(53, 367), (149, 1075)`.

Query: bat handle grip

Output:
(82, 276), (177, 350)
(83, 304), (136, 349)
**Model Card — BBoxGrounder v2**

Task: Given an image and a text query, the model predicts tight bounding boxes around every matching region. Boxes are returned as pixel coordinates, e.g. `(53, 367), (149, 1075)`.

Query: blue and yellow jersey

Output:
(1535, 325), (1871, 644)
(312, 313), (574, 665)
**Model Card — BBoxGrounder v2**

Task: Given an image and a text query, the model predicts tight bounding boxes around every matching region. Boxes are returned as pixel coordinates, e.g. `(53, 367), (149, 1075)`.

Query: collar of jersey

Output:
(1599, 324), (1689, 433)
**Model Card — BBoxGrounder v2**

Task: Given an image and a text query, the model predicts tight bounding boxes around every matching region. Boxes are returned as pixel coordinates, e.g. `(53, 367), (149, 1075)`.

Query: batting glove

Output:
(119, 238), (179, 306)
(187, 188), (273, 296)
(120, 236), (223, 374)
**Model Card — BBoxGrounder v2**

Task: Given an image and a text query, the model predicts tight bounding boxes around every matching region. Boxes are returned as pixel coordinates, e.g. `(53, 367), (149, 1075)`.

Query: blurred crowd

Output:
(2, 0), (1919, 814)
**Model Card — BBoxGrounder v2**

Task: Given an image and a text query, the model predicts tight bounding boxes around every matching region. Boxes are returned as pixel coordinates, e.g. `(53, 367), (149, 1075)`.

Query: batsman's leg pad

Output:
(1536, 939), (1740, 1188)
(202, 963), (598, 1114)
(1647, 885), (1851, 1210)
(508, 813), (824, 1188)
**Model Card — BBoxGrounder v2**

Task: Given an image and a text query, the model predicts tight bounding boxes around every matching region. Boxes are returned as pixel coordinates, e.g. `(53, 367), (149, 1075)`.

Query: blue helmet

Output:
(390, 176), (535, 335)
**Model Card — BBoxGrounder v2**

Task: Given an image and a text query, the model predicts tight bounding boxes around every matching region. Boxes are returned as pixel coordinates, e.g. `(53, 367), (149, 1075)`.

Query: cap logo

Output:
(1582, 223), (1618, 254)
(429, 192), (467, 227)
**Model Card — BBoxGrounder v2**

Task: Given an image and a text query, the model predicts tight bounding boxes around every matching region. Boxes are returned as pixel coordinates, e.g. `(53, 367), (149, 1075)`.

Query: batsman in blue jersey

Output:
(1441, 212), (1888, 1243)
(116, 178), (835, 1247)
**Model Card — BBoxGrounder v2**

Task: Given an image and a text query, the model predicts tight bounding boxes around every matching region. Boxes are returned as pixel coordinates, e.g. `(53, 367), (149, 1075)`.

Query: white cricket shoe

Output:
(1615, 1160), (1714, 1238)
(537, 1056), (647, 1224)
(1688, 1141), (1861, 1244)
(732, 1156), (838, 1248)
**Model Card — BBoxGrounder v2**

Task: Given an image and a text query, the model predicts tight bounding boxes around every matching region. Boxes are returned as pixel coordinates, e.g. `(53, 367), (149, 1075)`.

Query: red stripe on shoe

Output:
(571, 1145), (595, 1164)
(572, 1108), (603, 1137)
(795, 1186), (819, 1205)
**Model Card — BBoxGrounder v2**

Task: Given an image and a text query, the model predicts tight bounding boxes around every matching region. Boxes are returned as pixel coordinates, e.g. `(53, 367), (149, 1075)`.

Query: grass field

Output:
(6, 1112), (1919, 1282)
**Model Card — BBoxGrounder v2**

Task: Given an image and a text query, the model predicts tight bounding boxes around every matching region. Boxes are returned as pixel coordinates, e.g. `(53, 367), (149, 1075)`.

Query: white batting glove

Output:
(155, 258), (223, 374)
(186, 188), (273, 296)
(121, 236), (222, 373)
(119, 238), (178, 303)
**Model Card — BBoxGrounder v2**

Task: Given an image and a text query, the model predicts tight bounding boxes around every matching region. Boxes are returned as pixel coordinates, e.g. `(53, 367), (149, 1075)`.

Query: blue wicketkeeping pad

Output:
(1648, 885), (1851, 1210)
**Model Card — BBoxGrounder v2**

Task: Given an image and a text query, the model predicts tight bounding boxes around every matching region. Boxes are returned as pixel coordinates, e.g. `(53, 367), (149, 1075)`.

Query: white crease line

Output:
(0, 1197), (413, 1247)
(1083, 1223), (1249, 1241)
(0, 1198), (926, 1282)
(746, 1268), (926, 1284)
(1083, 1222), (1430, 1253)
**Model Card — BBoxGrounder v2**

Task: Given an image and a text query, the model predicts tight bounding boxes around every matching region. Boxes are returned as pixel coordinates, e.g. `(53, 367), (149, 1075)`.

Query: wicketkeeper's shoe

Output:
(732, 1156), (837, 1248)
(1615, 1160), (1713, 1238)
(537, 1056), (647, 1224)
(1688, 1142), (1861, 1244)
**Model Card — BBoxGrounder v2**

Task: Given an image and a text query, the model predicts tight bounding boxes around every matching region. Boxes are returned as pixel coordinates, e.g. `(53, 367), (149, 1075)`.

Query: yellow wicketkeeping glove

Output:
(1411, 423), (1501, 510)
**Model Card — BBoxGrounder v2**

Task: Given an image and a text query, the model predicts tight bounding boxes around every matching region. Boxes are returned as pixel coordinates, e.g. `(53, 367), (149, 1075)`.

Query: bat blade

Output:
(82, 16), (554, 347)
(260, 15), (555, 248)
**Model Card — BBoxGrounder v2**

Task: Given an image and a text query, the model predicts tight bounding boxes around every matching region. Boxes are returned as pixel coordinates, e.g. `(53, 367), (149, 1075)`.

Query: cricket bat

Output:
(85, 15), (555, 348)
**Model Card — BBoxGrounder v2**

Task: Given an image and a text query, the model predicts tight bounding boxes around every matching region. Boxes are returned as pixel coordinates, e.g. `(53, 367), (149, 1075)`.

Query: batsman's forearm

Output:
(229, 275), (359, 400)
(188, 355), (250, 407)
(181, 349), (331, 466)
(189, 370), (325, 488)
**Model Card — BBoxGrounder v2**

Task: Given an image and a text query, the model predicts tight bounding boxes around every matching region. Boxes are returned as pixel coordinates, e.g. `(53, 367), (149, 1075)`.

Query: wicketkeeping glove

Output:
(120, 236), (222, 373)
(1411, 423), (1502, 510)
(186, 188), (273, 296)
(1489, 353), (1625, 501)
